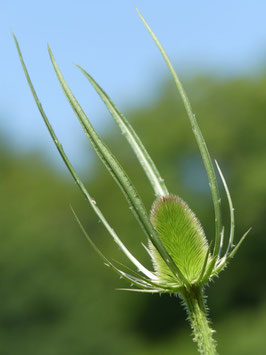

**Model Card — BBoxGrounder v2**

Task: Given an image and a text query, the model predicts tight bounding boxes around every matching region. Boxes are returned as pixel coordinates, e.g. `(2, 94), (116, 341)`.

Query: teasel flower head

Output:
(12, 10), (250, 297)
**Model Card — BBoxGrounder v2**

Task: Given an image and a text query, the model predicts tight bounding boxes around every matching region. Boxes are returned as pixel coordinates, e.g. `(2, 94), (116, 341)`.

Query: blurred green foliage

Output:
(1, 74), (266, 354)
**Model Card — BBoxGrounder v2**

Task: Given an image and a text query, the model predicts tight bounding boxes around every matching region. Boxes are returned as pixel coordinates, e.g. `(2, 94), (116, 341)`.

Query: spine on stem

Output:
(181, 287), (217, 355)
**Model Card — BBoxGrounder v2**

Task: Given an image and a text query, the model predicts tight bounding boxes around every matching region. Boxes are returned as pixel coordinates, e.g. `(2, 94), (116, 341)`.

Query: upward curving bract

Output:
(75, 65), (169, 198)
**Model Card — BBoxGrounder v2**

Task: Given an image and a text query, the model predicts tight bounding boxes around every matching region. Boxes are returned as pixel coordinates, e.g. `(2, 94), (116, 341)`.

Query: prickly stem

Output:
(181, 286), (217, 355)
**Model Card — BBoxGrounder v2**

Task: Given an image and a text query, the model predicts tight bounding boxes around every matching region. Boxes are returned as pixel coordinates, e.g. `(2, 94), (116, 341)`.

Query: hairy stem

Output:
(181, 287), (217, 355)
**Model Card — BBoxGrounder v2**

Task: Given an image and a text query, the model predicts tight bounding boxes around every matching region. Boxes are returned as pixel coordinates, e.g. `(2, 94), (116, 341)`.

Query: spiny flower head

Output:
(13, 10), (250, 297)
(150, 195), (209, 286)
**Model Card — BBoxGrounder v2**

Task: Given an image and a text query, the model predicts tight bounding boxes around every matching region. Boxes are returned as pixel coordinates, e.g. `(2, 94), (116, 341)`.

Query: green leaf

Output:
(76, 65), (168, 198)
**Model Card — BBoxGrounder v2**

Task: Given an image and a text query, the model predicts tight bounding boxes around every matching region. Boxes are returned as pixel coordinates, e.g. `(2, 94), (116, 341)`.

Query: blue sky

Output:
(1, 1), (266, 170)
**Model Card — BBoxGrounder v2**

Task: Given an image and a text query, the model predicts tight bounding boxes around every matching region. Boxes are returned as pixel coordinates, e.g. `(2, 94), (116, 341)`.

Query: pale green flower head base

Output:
(13, 9), (250, 355)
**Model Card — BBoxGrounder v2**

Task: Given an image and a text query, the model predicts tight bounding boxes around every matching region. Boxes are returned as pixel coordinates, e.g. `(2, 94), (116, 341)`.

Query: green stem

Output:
(181, 287), (217, 355)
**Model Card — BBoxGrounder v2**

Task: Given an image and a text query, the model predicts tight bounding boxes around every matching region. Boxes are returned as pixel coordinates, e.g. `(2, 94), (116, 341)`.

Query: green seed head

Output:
(150, 195), (209, 286)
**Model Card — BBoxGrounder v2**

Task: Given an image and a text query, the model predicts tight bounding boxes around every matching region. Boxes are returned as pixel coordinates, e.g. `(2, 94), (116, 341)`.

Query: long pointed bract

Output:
(218, 227), (225, 259)
(48, 46), (188, 285)
(196, 241), (212, 285)
(71, 207), (155, 289)
(229, 228), (251, 259)
(13, 33), (156, 280)
(215, 160), (235, 256)
(137, 9), (223, 265)
(76, 64), (168, 198)
(113, 260), (182, 293)
(117, 288), (163, 293)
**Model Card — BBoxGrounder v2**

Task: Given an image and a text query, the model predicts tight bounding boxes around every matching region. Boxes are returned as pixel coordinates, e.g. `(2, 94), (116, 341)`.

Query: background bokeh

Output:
(1, 1), (266, 354)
